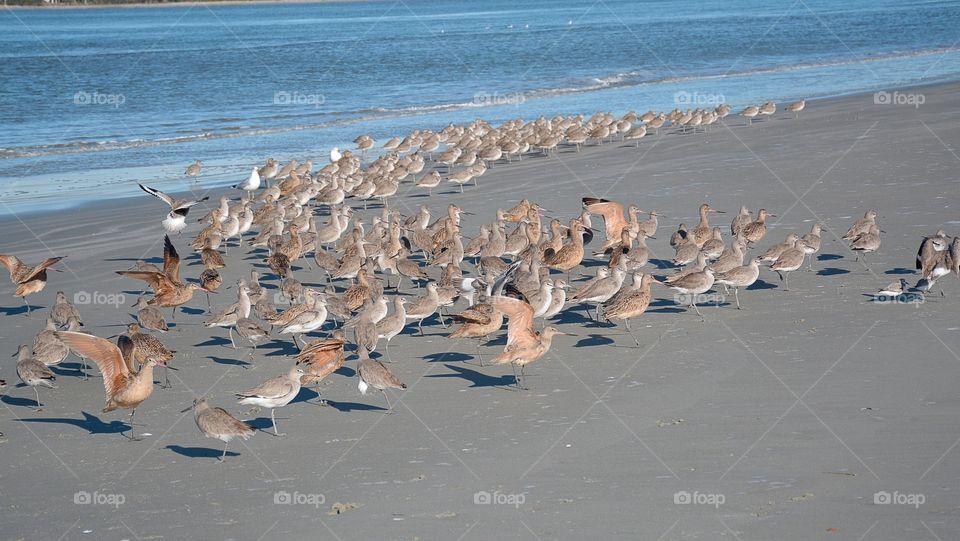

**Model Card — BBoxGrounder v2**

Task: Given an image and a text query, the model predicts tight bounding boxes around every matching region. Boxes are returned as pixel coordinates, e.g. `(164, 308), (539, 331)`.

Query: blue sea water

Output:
(1, 0), (959, 213)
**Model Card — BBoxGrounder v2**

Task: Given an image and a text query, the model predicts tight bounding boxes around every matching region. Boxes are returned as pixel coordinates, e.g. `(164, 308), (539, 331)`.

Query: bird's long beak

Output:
(709, 209), (726, 214)
(179, 404), (193, 413)
(165, 364), (178, 371)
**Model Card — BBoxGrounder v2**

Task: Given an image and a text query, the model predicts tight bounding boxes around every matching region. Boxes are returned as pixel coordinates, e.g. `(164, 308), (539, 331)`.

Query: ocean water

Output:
(1, 0), (959, 213)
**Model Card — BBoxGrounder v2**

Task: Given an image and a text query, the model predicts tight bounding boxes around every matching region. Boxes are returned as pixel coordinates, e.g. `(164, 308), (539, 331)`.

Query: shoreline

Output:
(2, 78), (955, 222)
(2, 0), (369, 9)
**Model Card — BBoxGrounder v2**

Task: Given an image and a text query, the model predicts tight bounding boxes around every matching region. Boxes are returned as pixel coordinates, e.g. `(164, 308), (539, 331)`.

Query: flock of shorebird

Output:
(2, 98), (957, 460)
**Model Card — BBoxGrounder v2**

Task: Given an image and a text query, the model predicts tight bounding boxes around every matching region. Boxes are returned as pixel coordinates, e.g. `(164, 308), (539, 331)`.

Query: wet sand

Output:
(1, 81), (959, 540)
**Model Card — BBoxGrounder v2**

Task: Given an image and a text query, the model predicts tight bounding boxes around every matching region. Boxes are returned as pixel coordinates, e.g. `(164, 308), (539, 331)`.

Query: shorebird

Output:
(56, 331), (167, 440)
(490, 296), (570, 389)
(602, 273), (657, 347)
(236, 366), (304, 436)
(582, 197), (637, 248)
(15, 345), (56, 410)
(139, 184), (210, 234)
(50, 291), (81, 328)
(182, 398), (255, 462)
(731, 206), (751, 236)
(759, 233), (801, 264)
(204, 281), (253, 348)
(33, 318), (69, 368)
(877, 279), (908, 297)
(570, 266), (626, 320)
(664, 267), (716, 319)
(770, 240), (806, 290)
(235, 318), (269, 355)
(785, 99), (806, 118)
(917, 231), (949, 274)
(801, 224), (822, 271)
(233, 167), (261, 199)
(405, 283), (443, 335)
(691, 204), (724, 247)
(740, 209), (775, 245)
(740, 105), (759, 125)
(449, 301), (503, 366)
(714, 257), (761, 309)
(375, 297), (408, 362)
(185, 160), (203, 177)
(278, 290), (327, 350)
(544, 218), (589, 277)
(357, 347), (407, 413)
(297, 330), (346, 389)
(117, 235), (209, 320)
(133, 296), (168, 332)
(849, 224), (881, 262)
(0, 254), (65, 315)
(125, 323), (176, 389)
(842, 210), (878, 241)
(759, 101), (776, 117)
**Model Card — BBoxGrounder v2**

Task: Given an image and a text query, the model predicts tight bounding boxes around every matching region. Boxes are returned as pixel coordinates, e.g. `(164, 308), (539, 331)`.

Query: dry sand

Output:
(1, 81), (959, 540)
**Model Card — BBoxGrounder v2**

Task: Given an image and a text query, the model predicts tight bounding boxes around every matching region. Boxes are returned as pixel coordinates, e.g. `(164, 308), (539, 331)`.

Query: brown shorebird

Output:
(405, 283), (443, 335)
(664, 267), (716, 319)
(297, 330), (346, 389)
(133, 296), (168, 332)
(849, 224), (881, 262)
(204, 281), (252, 348)
(714, 256), (762, 309)
(139, 184), (210, 234)
(182, 398), (255, 462)
(375, 297), (408, 362)
(741, 209), (776, 245)
(357, 347), (406, 413)
(235, 318), (269, 355)
(125, 323), (176, 389)
(15, 345), (56, 410)
(670, 223), (689, 248)
(602, 273), (658, 347)
(490, 296), (570, 389)
(691, 204), (725, 247)
(185, 160), (203, 177)
(0, 254), (65, 315)
(544, 218), (589, 277)
(33, 318), (69, 368)
(740, 105), (759, 125)
(449, 301), (503, 366)
(582, 197), (639, 249)
(877, 279), (908, 297)
(731, 206), (751, 236)
(842, 210), (878, 241)
(917, 231), (949, 275)
(785, 99), (806, 119)
(759, 233), (801, 264)
(801, 224), (822, 271)
(50, 291), (81, 328)
(236, 366), (304, 436)
(56, 331), (168, 440)
(770, 240), (807, 290)
(117, 235), (209, 320)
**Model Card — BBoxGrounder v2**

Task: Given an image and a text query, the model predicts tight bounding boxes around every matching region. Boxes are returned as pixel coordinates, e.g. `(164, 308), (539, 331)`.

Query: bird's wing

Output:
(21, 256), (65, 283)
(491, 296), (536, 347)
(116, 270), (169, 292)
(582, 197), (623, 240)
(56, 331), (129, 400)
(139, 183), (175, 208)
(171, 195), (210, 214)
(240, 376), (295, 400)
(0, 254), (23, 281)
(451, 304), (493, 325)
(117, 335), (137, 374)
(163, 235), (182, 284)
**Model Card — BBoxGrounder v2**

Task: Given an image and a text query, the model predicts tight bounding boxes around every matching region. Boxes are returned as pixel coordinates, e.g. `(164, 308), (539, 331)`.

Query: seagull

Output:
(330, 147), (342, 163)
(233, 167), (261, 199)
(138, 184), (210, 234)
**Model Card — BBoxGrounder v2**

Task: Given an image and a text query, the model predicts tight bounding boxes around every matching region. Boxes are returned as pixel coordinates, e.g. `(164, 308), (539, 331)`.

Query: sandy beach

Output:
(1, 80), (959, 540)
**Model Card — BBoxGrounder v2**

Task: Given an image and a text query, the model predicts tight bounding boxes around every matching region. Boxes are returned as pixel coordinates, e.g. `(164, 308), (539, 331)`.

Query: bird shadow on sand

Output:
(816, 267), (850, 276)
(324, 400), (386, 412)
(0, 305), (37, 316)
(19, 411), (129, 434)
(207, 355), (253, 368)
(180, 307), (207, 317)
(649, 258), (675, 270)
(49, 364), (90, 378)
(2, 393), (40, 408)
(195, 336), (235, 348)
(747, 279), (777, 290)
(262, 340), (300, 356)
(166, 445), (240, 460)
(885, 267), (915, 275)
(818, 253), (844, 261)
(574, 333), (615, 348)
(288, 387), (322, 405)
(427, 364), (516, 388)
(424, 351), (473, 363)
(104, 257), (164, 265)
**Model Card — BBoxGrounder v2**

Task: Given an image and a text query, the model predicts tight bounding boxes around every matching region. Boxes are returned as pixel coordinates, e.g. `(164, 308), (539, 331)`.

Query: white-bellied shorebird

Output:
(357, 347), (406, 412)
(0, 254), (66, 315)
(664, 267), (716, 319)
(770, 239), (806, 290)
(185, 160), (203, 177)
(139, 184), (210, 235)
(182, 398), (255, 462)
(15, 345), (56, 410)
(236, 366), (304, 436)
(233, 167), (261, 199)
(602, 273), (657, 347)
(50, 291), (81, 328)
(714, 256), (761, 309)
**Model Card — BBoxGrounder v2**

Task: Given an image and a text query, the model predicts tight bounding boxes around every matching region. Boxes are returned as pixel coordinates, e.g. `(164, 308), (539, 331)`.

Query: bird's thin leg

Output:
(270, 409), (285, 436)
(691, 298), (703, 320)
(23, 297), (31, 317)
(33, 387), (42, 409)
(124, 409), (142, 441)
(220, 442), (229, 462)
(381, 389), (393, 413)
(734, 288), (742, 310)
(625, 319), (640, 348)
(475, 340), (484, 366)
(417, 319), (424, 336)
(206, 292), (212, 313)
(161, 365), (172, 389)
(229, 327), (236, 349)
